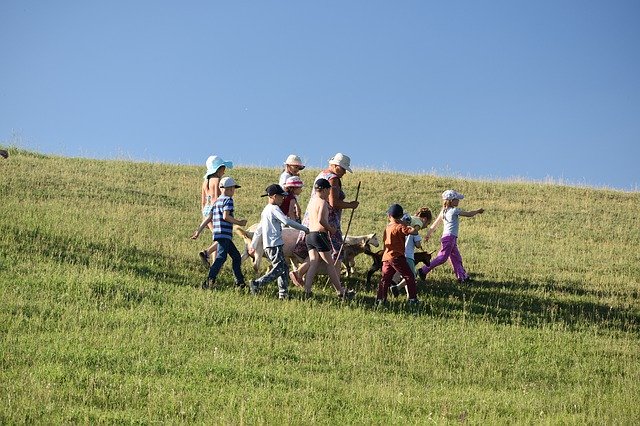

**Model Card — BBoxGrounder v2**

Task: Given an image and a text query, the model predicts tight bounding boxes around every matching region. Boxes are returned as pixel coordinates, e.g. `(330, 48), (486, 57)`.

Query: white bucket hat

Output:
(442, 189), (464, 200)
(204, 155), (233, 178)
(284, 154), (305, 169)
(328, 152), (352, 173)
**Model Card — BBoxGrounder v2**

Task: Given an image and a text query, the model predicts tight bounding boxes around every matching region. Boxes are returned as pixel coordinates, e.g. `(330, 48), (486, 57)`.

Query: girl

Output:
(417, 190), (484, 283)
(281, 176), (304, 222)
(199, 155), (233, 269)
(278, 154), (305, 187)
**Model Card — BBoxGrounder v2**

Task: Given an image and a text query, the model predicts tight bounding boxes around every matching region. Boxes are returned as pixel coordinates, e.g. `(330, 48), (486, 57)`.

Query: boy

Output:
(376, 203), (419, 306)
(391, 208), (432, 296)
(192, 176), (247, 289)
(302, 178), (356, 299)
(250, 184), (309, 299)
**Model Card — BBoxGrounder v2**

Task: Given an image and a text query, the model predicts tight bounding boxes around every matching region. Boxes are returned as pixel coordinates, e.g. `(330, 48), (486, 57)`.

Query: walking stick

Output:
(333, 180), (361, 266)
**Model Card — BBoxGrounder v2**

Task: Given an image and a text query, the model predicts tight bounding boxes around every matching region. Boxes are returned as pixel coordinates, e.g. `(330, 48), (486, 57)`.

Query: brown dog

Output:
(364, 248), (433, 286)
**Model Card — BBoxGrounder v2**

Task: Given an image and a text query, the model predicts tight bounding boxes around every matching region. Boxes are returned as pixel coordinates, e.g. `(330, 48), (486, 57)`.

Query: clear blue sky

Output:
(2, 1), (639, 191)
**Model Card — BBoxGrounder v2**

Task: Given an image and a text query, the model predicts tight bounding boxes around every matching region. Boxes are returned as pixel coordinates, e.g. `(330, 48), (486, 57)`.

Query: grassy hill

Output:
(1, 148), (639, 423)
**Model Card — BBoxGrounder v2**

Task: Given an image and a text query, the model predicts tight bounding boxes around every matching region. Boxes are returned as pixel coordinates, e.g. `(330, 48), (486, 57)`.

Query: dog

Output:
(363, 248), (433, 286)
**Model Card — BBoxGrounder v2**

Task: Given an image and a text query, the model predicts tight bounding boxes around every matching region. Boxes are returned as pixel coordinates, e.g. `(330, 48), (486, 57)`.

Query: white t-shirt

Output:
(442, 207), (461, 237)
(259, 204), (308, 248)
(405, 234), (422, 260)
(278, 172), (293, 188)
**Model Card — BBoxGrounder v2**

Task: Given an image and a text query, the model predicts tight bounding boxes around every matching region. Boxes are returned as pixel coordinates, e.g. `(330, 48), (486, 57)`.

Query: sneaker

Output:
(338, 289), (356, 300)
(198, 251), (210, 270)
(289, 270), (304, 288)
(417, 268), (427, 281)
(390, 285), (400, 297)
(374, 299), (386, 309)
(201, 278), (214, 290)
(407, 298), (420, 306)
(249, 280), (259, 295)
(279, 293), (289, 300)
(236, 281), (246, 290)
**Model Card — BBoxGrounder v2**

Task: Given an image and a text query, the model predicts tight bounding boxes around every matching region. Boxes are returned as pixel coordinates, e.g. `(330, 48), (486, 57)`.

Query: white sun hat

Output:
(328, 152), (352, 173)
(284, 154), (305, 169)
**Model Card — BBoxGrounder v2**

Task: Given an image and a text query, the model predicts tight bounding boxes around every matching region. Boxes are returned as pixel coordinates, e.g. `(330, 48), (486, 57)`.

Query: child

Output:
(198, 155), (232, 269)
(390, 208), (433, 297)
(250, 184), (309, 299)
(302, 178), (356, 299)
(278, 154), (305, 187)
(192, 176), (248, 289)
(376, 204), (419, 306)
(417, 190), (484, 283)
(281, 176), (304, 222)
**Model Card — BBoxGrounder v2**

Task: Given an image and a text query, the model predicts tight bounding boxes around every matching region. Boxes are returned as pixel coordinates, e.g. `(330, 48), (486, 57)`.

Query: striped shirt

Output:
(212, 195), (235, 240)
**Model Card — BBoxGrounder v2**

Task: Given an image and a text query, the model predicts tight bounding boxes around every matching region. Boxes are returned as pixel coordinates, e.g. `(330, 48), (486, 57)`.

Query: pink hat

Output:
(285, 176), (304, 188)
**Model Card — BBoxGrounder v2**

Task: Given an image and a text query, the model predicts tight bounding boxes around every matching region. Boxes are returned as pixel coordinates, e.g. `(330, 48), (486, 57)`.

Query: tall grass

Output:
(1, 147), (638, 423)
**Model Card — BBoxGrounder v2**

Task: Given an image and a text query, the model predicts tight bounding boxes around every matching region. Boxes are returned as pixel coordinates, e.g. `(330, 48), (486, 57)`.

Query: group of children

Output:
(191, 154), (485, 304)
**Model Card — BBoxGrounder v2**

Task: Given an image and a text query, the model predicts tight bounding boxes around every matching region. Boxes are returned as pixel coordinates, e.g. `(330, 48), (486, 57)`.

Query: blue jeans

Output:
(208, 238), (245, 285)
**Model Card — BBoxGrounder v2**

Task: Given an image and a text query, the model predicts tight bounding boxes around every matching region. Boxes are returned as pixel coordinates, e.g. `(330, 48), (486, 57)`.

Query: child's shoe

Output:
(289, 270), (304, 287)
(279, 292), (289, 300)
(201, 277), (214, 290)
(407, 298), (420, 306)
(249, 280), (259, 295)
(417, 267), (427, 281)
(374, 299), (386, 309)
(198, 250), (210, 270)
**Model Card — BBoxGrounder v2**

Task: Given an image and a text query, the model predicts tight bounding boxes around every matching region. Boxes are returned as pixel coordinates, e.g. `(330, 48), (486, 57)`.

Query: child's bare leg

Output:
(320, 251), (344, 294)
(304, 250), (320, 294)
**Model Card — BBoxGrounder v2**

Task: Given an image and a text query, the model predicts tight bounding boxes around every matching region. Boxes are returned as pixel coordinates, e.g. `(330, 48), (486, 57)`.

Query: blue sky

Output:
(1, 1), (639, 191)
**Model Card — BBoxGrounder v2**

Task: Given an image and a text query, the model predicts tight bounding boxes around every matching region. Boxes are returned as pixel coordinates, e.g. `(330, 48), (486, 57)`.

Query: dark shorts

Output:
(306, 231), (332, 252)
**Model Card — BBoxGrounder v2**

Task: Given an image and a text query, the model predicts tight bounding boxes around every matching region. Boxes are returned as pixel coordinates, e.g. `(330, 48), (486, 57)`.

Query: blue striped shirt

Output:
(212, 195), (234, 240)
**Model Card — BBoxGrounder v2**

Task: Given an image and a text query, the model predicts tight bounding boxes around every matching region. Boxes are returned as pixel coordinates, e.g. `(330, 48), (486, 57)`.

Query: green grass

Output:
(1, 147), (639, 423)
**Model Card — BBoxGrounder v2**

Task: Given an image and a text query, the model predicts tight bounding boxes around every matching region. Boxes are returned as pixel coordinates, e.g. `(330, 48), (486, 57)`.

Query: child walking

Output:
(302, 178), (356, 299)
(390, 207), (433, 297)
(250, 184), (310, 299)
(376, 204), (419, 306)
(417, 190), (484, 283)
(281, 176), (304, 222)
(192, 176), (248, 289)
(198, 155), (233, 269)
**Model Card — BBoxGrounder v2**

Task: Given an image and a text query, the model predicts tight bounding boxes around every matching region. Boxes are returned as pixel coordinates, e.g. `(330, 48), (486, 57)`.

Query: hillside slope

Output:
(1, 149), (639, 423)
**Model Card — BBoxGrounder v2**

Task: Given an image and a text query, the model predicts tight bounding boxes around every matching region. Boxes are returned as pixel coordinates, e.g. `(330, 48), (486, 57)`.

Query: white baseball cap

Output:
(219, 176), (241, 188)
(442, 189), (464, 200)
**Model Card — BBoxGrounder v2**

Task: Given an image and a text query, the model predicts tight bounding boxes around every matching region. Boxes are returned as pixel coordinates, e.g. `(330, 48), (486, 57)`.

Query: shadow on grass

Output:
(347, 272), (639, 335)
(6, 224), (203, 288)
(9, 224), (637, 334)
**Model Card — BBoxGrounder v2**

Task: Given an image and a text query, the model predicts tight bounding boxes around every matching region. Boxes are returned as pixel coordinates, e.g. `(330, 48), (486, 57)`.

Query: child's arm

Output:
(274, 206), (309, 233)
(222, 210), (247, 227)
(424, 210), (444, 240)
(191, 214), (212, 239)
(459, 208), (485, 217)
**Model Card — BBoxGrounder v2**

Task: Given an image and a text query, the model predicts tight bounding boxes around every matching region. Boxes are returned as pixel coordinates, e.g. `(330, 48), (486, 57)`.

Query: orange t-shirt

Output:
(382, 222), (413, 262)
